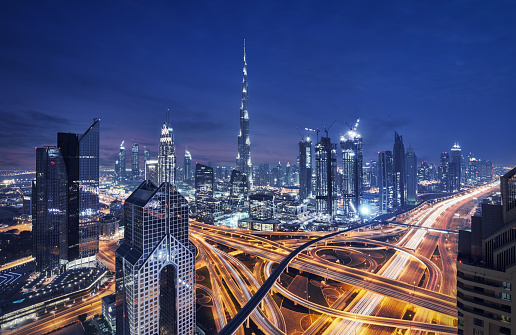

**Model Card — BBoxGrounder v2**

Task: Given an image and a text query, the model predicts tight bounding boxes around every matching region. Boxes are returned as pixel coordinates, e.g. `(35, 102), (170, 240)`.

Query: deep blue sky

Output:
(1, 1), (515, 169)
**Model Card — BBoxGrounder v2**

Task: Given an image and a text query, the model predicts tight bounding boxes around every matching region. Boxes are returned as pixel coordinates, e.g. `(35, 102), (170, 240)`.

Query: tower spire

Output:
(236, 39), (252, 189)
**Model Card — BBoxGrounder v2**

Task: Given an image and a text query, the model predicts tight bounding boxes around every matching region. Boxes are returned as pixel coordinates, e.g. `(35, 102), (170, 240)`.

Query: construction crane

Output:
(344, 118), (360, 140)
(324, 118), (338, 138)
(304, 127), (317, 142)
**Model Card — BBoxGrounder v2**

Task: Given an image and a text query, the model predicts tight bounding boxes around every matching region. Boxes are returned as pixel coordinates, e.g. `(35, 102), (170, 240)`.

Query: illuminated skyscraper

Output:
(119, 141), (126, 178)
(393, 131), (405, 209)
(299, 135), (312, 200)
(131, 142), (139, 180)
(116, 181), (195, 335)
(439, 152), (450, 192)
(158, 122), (177, 186)
(315, 136), (337, 220)
(236, 41), (253, 188)
(405, 146), (418, 205)
(195, 163), (214, 223)
(450, 142), (462, 192)
(53, 119), (100, 269)
(184, 149), (192, 183)
(229, 169), (248, 207)
(33, 147), (68, 275)
(378, 150), (393, 214)
(340, 121), (363, 218)
(145, 160), (158, 186)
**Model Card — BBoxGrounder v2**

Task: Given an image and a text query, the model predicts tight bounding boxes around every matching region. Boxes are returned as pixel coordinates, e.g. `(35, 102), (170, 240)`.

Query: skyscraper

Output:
(195, 163), (214, 222)
(299, 135), (312, 200)
(405, 146), (418, 205)
(236, 41), (253, 189)
(184, 149), (192, 183)
(145, 160), (158, 186)
(33, 147), (68, 275)
(229, 169), (248, 207)
(115, 181), (195, 335)
(450, 142), (462, 192)
(315, 136), (337, 220)
(439, 152), (450, 192)
(57, 119), (100, 269)
(144, 147), (151, 163)
(378, 150), (393, 214)
(340, 124), (363, 218)
(131, 142), (139, 180)
(119, 141), (126, 178)
(158, 122), (177, 186)
(392, 131), (405, 209)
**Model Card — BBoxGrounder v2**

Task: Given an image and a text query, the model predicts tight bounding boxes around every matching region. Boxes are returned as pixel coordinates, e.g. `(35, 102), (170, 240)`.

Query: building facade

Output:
(392, 131), (405, 209)
(315, 136), (337, 220)
(236, 41), (253, 189)
(33, 147), (68, 275)
(195, 163), (214, 222)
(457, 167), (516, 335)
(378, 150), (393, 214)
(405, 147), (418, 205)
(57, 119), (100, 269)
(115, 181), (195, 335)
(340, 128), (363, 218)
(299, 136), (312, 200)
(450, 142), (462, 192)
(158, 122), (177, 186)
(131, 143), (139, 180)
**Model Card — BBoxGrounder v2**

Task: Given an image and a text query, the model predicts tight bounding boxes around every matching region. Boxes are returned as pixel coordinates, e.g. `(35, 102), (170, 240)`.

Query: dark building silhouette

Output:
(195, 163), (214, 222)
(392, 132), (405, 209)
(33, 119), (100, 273)
(405, 147), (418, 205)
(450, 142), (462, 192)
(57, 119), (100, 269)
(299, 135), (312, 200)
(439, 152), (450, 192)
(33, 147), (68, 275)
(378, 150), (393, 214)
(184, 149), (192, 183)
(115, 181), (195, 335)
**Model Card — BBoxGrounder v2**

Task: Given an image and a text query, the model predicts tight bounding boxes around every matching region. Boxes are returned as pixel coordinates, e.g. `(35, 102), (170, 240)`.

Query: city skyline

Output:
(1, 1), (516, 170)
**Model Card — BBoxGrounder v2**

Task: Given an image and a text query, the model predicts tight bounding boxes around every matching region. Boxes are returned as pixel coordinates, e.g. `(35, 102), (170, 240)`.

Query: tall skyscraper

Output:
(405, 146), (418, 205)
(184, 149), (192, 183)
(158, 122), (177, 186)
(119, 141), (126, 178)
(115, 181), (195, 335)
(392, 131), (405, 209)
(315, 136), (337, 220)
(450, 142), (462, 192)
(195, 163), (214, 222)
(340, 124), (363, 218)
(439, 152), (450, 192)
(299, 135), (312, 200)
(236, 41), (253, 189)
(131, 142), (139, 180)
(57, 119), (100, 269)
(33, 147), (68, 275)
(378, 150), (394, 214)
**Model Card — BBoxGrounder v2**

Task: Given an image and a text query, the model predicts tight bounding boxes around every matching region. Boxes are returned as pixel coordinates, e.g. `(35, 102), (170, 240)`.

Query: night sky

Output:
(1, 1), (515, 170)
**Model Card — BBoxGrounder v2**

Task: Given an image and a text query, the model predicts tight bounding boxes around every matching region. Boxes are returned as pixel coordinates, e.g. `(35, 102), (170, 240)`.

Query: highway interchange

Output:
(6, 182), (497, 335)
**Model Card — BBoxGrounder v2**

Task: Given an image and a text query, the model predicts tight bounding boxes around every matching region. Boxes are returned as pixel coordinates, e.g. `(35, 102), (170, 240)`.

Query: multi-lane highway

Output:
(5, 183), (497, 335)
